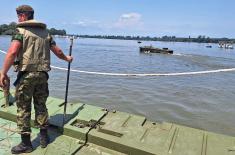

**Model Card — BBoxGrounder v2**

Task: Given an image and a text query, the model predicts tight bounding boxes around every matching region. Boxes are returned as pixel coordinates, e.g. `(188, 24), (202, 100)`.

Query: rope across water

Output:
(1, 49), (235, 77)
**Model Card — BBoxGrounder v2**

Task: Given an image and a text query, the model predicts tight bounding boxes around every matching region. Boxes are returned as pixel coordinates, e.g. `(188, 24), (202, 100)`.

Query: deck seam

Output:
(121, 115), (131, 127)
(201, 132), (208, 155)
(71, 110), (109, 155)
(168, 127), (179, 154)
(140, 128), (149, 142)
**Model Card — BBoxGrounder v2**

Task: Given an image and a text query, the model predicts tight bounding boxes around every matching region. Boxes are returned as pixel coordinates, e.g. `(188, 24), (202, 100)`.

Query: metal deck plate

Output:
(0, 91), (235, 155)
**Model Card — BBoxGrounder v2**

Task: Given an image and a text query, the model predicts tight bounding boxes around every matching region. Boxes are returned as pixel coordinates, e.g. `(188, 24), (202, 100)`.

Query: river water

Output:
(1, 36), (235, 136)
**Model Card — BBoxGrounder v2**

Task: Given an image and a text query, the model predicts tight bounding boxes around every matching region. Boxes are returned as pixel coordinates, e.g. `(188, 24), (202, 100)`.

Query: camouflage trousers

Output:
(15, 71), (49, 134)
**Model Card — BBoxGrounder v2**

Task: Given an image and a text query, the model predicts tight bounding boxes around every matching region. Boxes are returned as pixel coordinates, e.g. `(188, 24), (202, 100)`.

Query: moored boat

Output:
(218, 41), (234, 49)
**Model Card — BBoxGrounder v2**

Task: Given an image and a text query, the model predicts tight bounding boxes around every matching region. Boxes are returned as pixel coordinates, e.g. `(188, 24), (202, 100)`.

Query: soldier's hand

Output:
(66, 56), (73, 63)
(0, 72), (3, 88)
(0, 73), (9, 88)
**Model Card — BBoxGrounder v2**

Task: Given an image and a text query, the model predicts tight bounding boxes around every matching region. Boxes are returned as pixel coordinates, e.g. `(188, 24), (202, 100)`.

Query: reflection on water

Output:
(1, 36), (235, 136)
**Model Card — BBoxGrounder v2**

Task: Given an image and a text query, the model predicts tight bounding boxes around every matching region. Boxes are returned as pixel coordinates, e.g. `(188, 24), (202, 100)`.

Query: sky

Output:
(0, 0), (235, 38)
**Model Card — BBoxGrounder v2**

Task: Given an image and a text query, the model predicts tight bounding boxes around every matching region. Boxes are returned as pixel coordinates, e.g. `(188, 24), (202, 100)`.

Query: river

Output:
(1, 36), (235, 136)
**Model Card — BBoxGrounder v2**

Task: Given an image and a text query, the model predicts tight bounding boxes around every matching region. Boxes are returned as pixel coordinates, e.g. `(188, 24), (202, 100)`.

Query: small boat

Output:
(225, 44), (234, 49)
(140, 46), (173, 54)
(137, 41), (142, 44)
(206, 45), (212, 48)
(218, 41), (234, 49)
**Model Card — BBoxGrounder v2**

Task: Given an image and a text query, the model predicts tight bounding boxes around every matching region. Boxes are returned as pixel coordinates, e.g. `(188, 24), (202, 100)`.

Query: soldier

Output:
(0, 5), (73, 154)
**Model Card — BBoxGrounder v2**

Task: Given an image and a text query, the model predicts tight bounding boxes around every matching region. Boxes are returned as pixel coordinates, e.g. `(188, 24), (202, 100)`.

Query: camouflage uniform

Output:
(15, 72), (49, 133)
(12, 20), (55, 134)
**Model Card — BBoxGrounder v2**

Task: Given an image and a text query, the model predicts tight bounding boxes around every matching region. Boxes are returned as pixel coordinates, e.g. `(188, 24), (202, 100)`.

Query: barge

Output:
(140, 46), (173, 54)
(0, 89), (235, 155)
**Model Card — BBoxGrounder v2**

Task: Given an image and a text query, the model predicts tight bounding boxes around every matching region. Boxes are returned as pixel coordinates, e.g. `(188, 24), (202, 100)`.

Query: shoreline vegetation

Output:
(1, 22), (234, 44)
(75, 35), (235, 44)
(0, 22), (66, 36)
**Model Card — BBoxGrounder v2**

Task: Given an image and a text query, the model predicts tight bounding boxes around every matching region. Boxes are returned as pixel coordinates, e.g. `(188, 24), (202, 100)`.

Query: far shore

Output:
(1, 34), (235, 44)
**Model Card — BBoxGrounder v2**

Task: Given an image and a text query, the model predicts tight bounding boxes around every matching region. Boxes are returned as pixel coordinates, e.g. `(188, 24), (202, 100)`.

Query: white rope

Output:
(50, 65), (235, 76)
(0, 50), (7, 54)
(1, 49), (235, 77)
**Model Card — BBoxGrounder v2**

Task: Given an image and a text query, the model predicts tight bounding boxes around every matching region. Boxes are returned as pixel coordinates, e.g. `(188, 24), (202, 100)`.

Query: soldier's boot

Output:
(40, 129), (50, 148)
(11, 134), (33, 154)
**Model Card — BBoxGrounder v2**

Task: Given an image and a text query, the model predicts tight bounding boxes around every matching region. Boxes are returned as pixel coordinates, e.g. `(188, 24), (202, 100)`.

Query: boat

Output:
(225, 44), (234, 49)
(140, 46), (173, 54)
(137, 41), (142, 44)
(206, 45), (212, 48)
(1, 89), (235, 154)
(218, 41), (234, 49)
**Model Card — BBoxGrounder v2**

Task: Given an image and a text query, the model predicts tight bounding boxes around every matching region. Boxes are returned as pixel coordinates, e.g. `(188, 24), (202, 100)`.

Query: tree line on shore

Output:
(1, 22), (234, 43)
(76, 35), (235, 44)
(0, 22), (66, 36)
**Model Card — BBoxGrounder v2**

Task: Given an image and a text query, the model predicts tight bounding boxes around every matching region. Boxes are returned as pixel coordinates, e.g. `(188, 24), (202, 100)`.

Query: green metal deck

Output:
(0, 89), (235, 155)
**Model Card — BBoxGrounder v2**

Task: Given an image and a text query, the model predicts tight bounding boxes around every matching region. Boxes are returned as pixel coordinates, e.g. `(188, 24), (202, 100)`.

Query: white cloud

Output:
(59, 13), (145, 35)
(77, 21), (86, 27)
(70, 20), (99, 27)
(114, 13), (142, 28)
